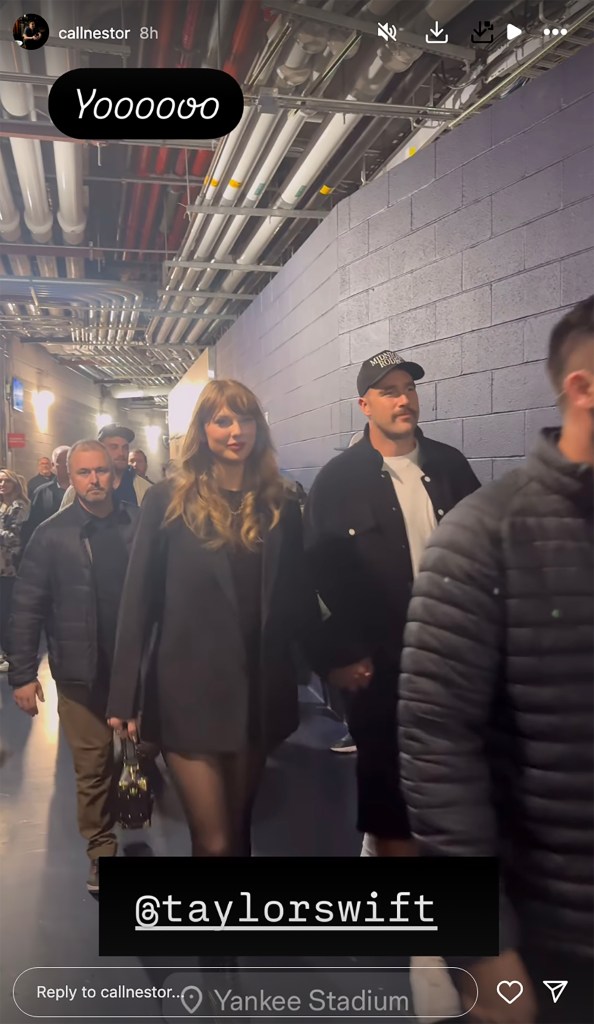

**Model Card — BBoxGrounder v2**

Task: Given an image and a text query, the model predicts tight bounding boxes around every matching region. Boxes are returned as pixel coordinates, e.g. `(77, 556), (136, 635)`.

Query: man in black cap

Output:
(61, 425), (151, 510)
(303, 349), (481, 858)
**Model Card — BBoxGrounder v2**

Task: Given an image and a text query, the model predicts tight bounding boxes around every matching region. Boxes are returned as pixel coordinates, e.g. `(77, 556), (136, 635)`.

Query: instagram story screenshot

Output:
(0, 0), (592, 1022)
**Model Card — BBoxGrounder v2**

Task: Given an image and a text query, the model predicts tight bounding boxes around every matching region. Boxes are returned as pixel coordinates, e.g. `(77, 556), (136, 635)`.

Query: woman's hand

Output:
(107, 717), (139, 742)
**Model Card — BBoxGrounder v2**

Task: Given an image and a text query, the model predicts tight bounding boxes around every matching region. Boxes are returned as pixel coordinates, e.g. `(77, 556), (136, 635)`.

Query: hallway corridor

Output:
(1, 658), (412, 1022)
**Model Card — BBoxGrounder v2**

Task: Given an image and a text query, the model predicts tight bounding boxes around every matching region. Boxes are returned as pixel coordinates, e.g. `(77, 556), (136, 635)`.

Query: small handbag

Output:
(116, 737), (154, 829)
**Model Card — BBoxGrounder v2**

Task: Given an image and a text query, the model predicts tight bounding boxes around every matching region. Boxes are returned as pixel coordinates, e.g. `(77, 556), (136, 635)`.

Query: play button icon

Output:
(507, 23), (523, 40)
(543, 981), (568, 1004)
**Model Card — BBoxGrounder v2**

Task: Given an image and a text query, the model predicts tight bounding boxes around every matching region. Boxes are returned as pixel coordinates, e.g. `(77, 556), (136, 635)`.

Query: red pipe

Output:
(181, 0), (201, 57)
(123, 1), (179, 254)
(191, 0), (260, 176)
(142, 2), (205, 255)
(168, 0), (263, 252)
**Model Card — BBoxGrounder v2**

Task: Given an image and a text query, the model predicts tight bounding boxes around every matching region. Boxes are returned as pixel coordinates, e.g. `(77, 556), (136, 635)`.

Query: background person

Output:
(61, 425), (151, 509)
(27, 456), (54, 499)
(303, 349), (481, 859)
(398, 297), (594, 1024)
(129, 448), (154, 483)
(0, 469), (30, 672)
(7, 441), (142, 893)
(22, 445), (70, 546)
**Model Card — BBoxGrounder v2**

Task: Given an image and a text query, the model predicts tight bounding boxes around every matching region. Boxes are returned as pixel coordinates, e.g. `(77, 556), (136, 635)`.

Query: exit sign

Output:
(7, 433), (26, 449)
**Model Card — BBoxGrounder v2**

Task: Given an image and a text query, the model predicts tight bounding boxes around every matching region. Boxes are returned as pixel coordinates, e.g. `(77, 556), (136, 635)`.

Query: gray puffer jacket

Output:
(398, 428), (593, 961)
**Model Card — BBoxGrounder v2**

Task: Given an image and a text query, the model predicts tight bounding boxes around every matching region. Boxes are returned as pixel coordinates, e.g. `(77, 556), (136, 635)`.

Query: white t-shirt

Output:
(382, 445), (437, 577)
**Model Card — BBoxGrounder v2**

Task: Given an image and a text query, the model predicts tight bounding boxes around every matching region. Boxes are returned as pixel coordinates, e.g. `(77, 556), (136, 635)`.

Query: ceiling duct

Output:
(43, 0), (87, 247)
(110, 385), (172, 399)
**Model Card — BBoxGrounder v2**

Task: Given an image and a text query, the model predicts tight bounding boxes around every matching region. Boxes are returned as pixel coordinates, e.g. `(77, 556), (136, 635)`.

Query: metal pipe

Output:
(185, 205), (328, 219)
(0, 19), (53, 244)
(123, 1), (177, 255)
(164, 259), (280, 273)
(158, 0), (387, 343)
(449, 3), (594, 127)
(0, 149), (20, 241)
(137, 0), (201, 254)
(44, 1), (87, 246)
(184, 0), (477, 346)
(263, 0), (474, 59)
(167, 0), (266, 249)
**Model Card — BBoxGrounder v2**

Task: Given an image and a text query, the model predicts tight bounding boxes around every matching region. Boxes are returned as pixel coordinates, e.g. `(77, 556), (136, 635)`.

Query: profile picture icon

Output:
(12, 12), (49, 50)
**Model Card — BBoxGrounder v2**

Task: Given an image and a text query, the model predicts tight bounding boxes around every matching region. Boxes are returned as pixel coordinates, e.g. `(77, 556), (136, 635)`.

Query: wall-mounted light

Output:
(145, 425), (162, 455)
(96, 413), (111, 430)
(32, 389), (54, 433)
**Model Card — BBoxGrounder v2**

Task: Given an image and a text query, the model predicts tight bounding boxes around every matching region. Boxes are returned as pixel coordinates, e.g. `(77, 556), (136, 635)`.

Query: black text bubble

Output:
(48, 68), (243, 140)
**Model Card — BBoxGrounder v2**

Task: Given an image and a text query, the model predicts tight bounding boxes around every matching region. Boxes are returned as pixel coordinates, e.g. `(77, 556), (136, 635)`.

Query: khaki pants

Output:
(57, 683), (118, 860)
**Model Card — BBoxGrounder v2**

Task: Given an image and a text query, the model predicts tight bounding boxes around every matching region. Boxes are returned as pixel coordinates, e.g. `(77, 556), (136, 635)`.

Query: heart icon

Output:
(497, 980), (524, 1005)
(180, 985), (203, 1014)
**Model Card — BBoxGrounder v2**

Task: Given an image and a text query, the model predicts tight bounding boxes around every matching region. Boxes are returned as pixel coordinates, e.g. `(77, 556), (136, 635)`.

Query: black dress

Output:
(221, 490), (264, 747)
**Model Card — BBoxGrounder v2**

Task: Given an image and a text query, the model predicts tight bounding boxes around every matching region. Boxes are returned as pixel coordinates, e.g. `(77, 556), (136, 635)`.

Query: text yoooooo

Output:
(76, 90), (220, 121)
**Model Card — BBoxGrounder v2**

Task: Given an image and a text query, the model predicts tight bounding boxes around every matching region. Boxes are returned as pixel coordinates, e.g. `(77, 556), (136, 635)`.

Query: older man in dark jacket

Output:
(8, 439), (141, 894)
(398, 297), (594, 1024)
(303, 349), (480, 858)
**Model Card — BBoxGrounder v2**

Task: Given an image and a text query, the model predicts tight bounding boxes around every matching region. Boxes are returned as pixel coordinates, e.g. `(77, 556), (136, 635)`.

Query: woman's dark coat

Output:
(106, 479), (323, 753)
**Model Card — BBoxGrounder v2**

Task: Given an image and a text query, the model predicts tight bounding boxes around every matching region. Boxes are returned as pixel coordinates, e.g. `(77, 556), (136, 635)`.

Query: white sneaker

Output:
(410, 957), (462, 1023)
(0, 657), (8, 673)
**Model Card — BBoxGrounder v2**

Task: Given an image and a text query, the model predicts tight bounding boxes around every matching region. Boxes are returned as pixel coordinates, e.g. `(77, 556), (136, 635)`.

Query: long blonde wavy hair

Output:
(0, 468), (30, 509)
(163, 379), (287, 550)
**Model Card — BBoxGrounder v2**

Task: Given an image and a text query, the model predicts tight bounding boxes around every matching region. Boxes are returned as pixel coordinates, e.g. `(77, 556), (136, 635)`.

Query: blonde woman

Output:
(107, 380), (324, 856)
(0, 469), (30, 670)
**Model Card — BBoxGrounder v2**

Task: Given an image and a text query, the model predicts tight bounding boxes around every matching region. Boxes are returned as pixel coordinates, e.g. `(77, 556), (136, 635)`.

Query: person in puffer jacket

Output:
(398, 296), (593, 1024)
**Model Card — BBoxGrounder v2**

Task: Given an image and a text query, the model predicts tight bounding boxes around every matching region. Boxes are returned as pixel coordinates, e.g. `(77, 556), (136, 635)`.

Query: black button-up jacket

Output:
(302, 425), (481, 687)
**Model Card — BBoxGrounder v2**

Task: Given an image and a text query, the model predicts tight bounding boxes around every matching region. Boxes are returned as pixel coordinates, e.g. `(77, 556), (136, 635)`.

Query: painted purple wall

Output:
(215, 46), (594, 487)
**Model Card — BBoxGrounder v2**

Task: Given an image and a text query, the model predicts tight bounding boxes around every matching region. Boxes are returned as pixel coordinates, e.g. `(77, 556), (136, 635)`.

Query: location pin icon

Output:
(180, 986), (203, 1014)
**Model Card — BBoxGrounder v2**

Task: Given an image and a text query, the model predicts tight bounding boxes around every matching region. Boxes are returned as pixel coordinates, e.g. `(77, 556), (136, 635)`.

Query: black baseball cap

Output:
(97, 423), (135, 444)
(357, 350), (425, 397)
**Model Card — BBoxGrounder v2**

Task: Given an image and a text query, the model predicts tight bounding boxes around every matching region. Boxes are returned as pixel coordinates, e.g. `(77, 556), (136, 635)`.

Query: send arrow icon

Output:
(543, 981), (568, 1004)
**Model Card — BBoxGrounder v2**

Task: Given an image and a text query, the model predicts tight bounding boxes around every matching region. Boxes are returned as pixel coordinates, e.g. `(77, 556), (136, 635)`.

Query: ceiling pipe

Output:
(164, 110), (254, 289)
(276, 0), (330, 85)
(44, 1), (87, 246)
(182, 1), (479, 346)
(257, 61), (443, 273)
(110, 385), (172, 399)
(154, 109), (279, 342)
(179, 1), (407, 344)
(0, 2), (49, 308)
(123, 0), (177, 255)
(192, 2), (478, 347)
(372, 0), (565, 179)
(0, 24), (53, 244)
(0, 148), (20, 241)
(158, 0), (390, 345)
(205, 0), (236, 68)
(138, 0), (203, 254)
(167, 0), (264, 250)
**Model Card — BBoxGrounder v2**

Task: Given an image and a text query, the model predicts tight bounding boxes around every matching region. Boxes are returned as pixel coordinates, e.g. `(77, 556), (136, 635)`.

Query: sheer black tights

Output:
(164, 751), (266, 856)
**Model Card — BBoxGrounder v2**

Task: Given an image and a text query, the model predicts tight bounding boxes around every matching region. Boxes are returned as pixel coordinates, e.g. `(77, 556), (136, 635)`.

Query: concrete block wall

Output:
(2, 337), (167, 481)
(215, 47), (594, 488)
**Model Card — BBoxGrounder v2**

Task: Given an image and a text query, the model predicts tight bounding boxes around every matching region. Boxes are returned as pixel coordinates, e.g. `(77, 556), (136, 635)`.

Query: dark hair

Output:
(547, 296), (594, 393)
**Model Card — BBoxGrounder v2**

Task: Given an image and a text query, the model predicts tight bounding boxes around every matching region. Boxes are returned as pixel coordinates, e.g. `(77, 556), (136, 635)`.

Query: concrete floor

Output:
(0, 657), (412, 1023)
